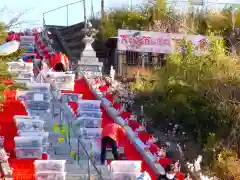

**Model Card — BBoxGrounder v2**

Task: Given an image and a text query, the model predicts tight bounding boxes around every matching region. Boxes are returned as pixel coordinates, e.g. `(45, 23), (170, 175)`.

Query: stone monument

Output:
(77, 21), (103, 78)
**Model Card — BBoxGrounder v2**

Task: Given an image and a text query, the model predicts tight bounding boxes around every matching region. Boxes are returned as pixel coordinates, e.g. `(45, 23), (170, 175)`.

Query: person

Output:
(39, 56), (43, 70)
(100, 123), (125, 165)
(158, 164), (177, 180)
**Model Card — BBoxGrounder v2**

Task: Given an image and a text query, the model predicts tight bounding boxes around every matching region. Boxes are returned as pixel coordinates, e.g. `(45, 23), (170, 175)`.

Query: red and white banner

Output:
(117, 29), (172, 53)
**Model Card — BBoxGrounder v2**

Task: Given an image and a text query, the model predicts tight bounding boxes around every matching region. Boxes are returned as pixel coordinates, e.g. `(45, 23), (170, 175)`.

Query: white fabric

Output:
(35, 61), (53, 83)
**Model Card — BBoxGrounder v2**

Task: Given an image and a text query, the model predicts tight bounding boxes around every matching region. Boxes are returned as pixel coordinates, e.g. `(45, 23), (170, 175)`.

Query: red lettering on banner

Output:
(119, 34), (171, 46)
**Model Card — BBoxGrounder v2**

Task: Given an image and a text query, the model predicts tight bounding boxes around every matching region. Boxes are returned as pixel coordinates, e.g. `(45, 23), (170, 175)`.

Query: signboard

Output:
(171, 34), (209, 55)
(117, 29), (172, 53)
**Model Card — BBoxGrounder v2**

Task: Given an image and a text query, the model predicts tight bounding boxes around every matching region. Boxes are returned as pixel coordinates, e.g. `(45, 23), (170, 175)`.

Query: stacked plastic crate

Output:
(13, 115), (46, 159)
(24, 83), (51, 118)
(20, 35), (36, 59)
(73, 100), (102, 164)
(34, 160), (66, 180)
(47, 72), (75, 91)
(7, 61), (34, 84)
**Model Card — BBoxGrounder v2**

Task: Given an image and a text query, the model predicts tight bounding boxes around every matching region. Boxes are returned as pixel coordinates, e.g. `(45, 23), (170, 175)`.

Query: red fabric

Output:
(4, 90), (16, 100)
(175, 172), (185, 180)
(138, 132), (152, 143)
(68, 102), (78, 116)
(158, 158), (172, 168)
(121, 112), (131, 120)
(149, 144), (160, 154)
(26, 59), (32, 63)
(128, 120), (141, 131)
(113, 103), (121, 111)
(105, 93), (113, 102)
(99, 85), (108, 93)
(101, 123), (125, 145)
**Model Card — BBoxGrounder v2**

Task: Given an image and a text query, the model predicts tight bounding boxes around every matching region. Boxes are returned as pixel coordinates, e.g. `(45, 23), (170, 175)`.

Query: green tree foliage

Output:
(131, 37), (240, 179)
(0, 22), (24, 103)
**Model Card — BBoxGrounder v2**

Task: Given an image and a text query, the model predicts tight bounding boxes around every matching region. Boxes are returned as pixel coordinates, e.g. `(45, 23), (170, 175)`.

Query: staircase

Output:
(45, 91), (111, 180)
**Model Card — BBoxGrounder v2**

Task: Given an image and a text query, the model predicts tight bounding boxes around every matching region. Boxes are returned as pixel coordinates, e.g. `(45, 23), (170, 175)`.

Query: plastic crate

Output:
(35, 172), (66, 180)
(110, 161), (142, 173)
(34, 160), (66, 173)
(15, 147), (43, 159)
(18, 131), (49, 144)
(14, 115), (39, 121)
(77, 100), (101, 111)
(14, 136), (43, 148)
(77, 111), (102, 118)
(15, 119), (44, 131)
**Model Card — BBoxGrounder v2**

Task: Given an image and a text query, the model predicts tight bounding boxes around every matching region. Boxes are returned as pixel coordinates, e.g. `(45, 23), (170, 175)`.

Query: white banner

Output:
(117, 29), (172, 53)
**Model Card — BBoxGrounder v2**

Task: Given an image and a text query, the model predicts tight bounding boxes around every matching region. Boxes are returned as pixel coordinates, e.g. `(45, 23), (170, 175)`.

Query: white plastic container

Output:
(25, 101), (50, 111)
(17, 71), (33, 79)
(48, 72), (75, 90)
(61, 93), (82, 103)
(42, 143), (50, 153)
(14, 78), (32, 84)
(26, 82), (50, 93)
(25, 92), (50, 101)
(77, 111), (102, 118)
(35, 172), (66, 180)
(15, 147), (43, 159)
(18, 132), (49, 144)
(74, 117), (102, 128)
(15, 119), (44, 131)
(55, 82), (74, 91)
(16, 90), (28, 101)
(78, 100), (101, 111)
(110, 172), (139, 180)
(14, 136), (43, 148)
(110, 161), (142, 173)
(14, 115), (39, 121)
(20, 36), (35, 43)
(7, 62), (33, 72)
(79, 128), (102, 139)
(34, 160), (66, 173)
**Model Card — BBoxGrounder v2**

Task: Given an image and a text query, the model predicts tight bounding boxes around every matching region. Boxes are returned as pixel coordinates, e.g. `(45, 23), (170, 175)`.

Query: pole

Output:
(83, 0), (87, 28)
(66, 5), (69, 26)
(130, 0), (132, 11)
(101, 0), (104, 18)
(43, 13), (45, 27)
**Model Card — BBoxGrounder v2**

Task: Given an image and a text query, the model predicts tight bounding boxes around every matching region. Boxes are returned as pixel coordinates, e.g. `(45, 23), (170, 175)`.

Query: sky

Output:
(0, 0), (239, 31)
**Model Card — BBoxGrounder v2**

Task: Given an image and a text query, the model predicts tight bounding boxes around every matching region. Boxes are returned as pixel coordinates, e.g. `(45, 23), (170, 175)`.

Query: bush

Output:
(131, 37), (240, 178)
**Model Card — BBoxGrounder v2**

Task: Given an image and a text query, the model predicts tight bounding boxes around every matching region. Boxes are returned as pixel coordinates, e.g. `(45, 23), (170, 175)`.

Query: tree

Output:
(0, 22), (25, 103)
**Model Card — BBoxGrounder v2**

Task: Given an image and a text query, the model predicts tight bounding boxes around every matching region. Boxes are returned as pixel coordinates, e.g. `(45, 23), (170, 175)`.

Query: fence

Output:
(42, 1), (85, 27)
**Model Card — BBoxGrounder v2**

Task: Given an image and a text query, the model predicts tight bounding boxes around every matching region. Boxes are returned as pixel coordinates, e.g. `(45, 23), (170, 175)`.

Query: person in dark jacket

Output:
(158, 164), (177, 180)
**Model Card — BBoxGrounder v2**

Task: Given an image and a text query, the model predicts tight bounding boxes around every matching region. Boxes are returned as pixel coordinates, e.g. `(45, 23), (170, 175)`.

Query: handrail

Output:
(50, 89), (105, 180)
(82, 76), (165, 176)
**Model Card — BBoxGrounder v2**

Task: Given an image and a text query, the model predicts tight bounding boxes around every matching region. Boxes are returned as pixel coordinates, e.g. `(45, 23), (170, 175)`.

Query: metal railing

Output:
(51, 89), (105, 180)
(42, 0), (85, 27)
